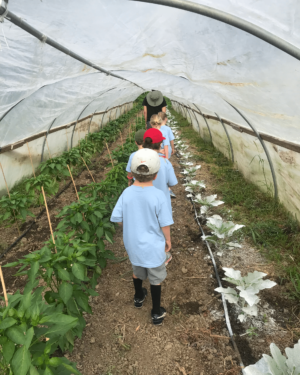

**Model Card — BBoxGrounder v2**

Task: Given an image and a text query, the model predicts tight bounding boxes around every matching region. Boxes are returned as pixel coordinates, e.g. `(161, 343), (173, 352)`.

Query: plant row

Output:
(0, 96), (146, 375)
(169, 108), (300, 375)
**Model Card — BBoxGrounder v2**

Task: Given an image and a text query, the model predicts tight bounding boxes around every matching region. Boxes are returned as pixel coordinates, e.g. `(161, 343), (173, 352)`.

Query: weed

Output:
(246, 326), (258, 337)
(172, 301), (180, 315)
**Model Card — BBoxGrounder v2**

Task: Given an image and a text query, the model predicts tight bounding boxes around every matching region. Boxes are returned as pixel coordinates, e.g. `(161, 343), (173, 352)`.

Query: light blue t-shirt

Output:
(161, 126), (175, 158)
(110, 186), (174, 268)
(161, 125), (175, 142)
(159, 127), (170, 157)
(153, 154), (178, 215)
(126, 151), (136, 173)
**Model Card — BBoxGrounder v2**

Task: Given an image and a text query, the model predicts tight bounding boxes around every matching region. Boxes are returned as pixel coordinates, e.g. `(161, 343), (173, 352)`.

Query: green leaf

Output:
(57, 268), (70, 281)
(75, 212), (83, 224)
(6, 326), (26, 345)
(3, 339), (15, 363)
(28, 261), (39, 281)
(82, 231), (90, 242)
(0, 317), (17, 330)
(59, 282), (73, 304)
(11, 346), (31, 375)
(97, 239), (105, 252)
(80, 221), (90, 231)
(94, 211), (103, 219)
(44, 366), (54, 375)
(22, 291), (32, 310)
(105, 231), (113, 244)
(24, 327), (34, 349)
(96, 227), (104, 239)
(44, 320), (78, 338)
(30, 365), (40, 375)
(49, 357), (64, 367)
(72, 263), (85, 281)
(20, 208), (28, 221)
(62, 363), (82, 375)
(40, 313), (78, 326)
(3, 261), (19, 268)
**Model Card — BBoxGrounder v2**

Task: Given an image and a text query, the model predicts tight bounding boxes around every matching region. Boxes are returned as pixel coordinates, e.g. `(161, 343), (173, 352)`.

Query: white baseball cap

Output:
(131, 148), (160, 175)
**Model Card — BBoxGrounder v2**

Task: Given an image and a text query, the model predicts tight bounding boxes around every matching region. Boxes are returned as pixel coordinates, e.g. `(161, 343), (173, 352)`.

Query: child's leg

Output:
(132, 267), (147, 308)
(133, 273), (144, 299)
(150, 284), (161, 315)
(148, 263), (167, 324)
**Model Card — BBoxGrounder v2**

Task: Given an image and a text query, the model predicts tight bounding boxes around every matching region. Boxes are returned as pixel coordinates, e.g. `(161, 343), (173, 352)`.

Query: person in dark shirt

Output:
(143, 91), (167, 129)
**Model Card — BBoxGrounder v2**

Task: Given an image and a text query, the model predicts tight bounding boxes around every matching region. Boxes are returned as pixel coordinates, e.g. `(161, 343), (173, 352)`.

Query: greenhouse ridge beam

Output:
(133, 0), (300, 61)
(3, 10), (144, 90)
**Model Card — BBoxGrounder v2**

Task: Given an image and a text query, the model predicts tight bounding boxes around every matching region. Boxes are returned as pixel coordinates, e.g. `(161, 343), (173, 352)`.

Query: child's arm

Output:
(170, 140), (175, 155)
(117, 222), (123, 227)
(164, 145), (169, 160)
(161, 226), (171, 252)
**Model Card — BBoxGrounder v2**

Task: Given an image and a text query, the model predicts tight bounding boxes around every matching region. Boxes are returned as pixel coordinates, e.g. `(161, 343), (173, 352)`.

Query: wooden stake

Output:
(105, 143), (114, 167)
(46, 139), (52, 159)
(0, 266), (8, 307)
(119, 131), (124, 150)
(41, 186), (56, 252)
(65, 129), (69, 151)
(67, 165), (80, 200)
(26, 142), (36, 177)
(81, 157), (95, 183)
(0, 162), (20, 236)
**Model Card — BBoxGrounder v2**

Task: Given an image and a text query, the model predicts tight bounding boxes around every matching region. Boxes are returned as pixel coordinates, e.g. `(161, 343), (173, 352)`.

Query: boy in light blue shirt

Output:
(111, 148), (173, 325)
(126, 129), (145, 186)
(159, 111), (175, 159)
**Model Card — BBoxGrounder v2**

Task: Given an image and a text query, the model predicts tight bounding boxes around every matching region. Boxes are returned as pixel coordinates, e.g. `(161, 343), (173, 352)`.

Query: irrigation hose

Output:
(176, 151), (245, 371)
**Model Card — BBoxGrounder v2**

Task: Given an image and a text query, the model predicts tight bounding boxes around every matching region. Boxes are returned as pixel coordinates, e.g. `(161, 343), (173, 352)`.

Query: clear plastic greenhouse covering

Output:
(1, 0), (300, 218)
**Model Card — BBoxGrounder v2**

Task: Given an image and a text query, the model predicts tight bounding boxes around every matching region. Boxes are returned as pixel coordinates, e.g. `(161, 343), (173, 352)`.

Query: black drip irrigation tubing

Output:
(176, 151), (245, 372)
(0, 112), (138, 261)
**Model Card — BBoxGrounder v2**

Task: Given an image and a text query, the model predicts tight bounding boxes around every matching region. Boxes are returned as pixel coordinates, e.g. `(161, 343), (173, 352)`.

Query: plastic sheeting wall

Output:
(172, 101), (300, 221)
(0, 0), (300, 217)
(0, 102), (133, 195)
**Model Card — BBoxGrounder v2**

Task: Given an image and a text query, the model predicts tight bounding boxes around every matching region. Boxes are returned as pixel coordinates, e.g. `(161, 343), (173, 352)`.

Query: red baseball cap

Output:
(143, 128), (166, 143)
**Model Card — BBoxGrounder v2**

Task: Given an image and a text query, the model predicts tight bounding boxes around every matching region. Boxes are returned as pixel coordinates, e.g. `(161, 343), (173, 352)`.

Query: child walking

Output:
(149, 114), (170, 160)
(111, 149), (173, 325)
(158, 112), (176, 198)
(143, 128), (178, 265)
(126, 129), (145, 186)
(158, 112), (175, 158)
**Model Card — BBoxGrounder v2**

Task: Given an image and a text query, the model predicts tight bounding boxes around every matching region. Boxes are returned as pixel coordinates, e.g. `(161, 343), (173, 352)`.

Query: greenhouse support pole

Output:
(41, 118), (57, 162)
(100, 107), (109, 130)
(215, 112), (234, 163)
(188, 105), (201, 135)
(87, 87), (121, 134)
(227, 102), (278, 200)
(193, 103), (213, 142)
(133, 0), (300, 62)
(4, 10), (144, 89)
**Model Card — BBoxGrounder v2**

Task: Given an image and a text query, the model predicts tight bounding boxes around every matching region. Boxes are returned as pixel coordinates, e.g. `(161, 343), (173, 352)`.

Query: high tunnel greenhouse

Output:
(1, 1), (300, 374)
(0, 0), (300, 220)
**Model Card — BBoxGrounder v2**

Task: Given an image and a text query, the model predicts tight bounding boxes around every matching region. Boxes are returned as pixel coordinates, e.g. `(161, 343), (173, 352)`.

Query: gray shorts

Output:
(146, 121), (152, 129)
(132, 262), (167, 285)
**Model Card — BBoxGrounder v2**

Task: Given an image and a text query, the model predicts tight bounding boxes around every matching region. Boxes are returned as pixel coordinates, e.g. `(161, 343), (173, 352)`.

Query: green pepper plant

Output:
(0, 192), (35, 225)
(24, 174), (59, 205)
(0, 289), (81, 374)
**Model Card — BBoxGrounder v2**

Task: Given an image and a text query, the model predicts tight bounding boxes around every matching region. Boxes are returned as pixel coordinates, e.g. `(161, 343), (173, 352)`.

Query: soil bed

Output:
(1, 109), (299, 374)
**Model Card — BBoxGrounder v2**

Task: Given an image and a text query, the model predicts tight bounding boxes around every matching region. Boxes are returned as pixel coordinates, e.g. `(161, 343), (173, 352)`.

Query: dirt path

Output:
(68, 152), (240, 375)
